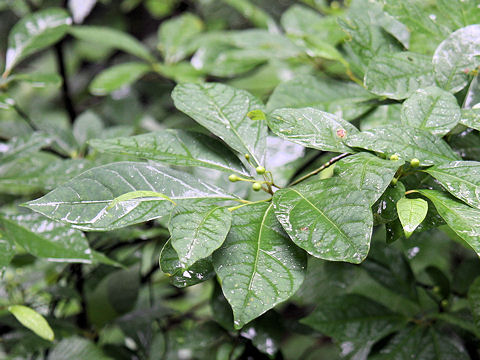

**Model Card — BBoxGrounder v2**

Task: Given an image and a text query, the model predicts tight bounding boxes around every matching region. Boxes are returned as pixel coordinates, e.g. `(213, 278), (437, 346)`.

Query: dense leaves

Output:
(2, 1), (480, 359)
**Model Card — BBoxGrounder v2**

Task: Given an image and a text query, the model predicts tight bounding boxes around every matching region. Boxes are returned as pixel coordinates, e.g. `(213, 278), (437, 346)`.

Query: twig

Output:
(289, 153), (351, 186)
(54, 41), (77, 124)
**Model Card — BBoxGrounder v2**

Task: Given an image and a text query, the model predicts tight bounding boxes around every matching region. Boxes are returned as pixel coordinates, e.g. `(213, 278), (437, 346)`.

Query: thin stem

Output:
(289, 153), (351, 186)
(228, 198), (271, 212)
(13, 104), (38, 131)
(54, 41), (77, 124)
(405, 190), (419, 195)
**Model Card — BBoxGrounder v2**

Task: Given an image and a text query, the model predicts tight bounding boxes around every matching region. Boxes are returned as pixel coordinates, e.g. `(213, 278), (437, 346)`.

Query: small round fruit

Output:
(252, 182), (262, 191)
(256, 166), (266, 175)
(410, 158), (420, 167)
(244, 154), (250, 160)
(391, 177), (398, 186)
(390, 154), (399, 161)
(228, 174), (239, 182)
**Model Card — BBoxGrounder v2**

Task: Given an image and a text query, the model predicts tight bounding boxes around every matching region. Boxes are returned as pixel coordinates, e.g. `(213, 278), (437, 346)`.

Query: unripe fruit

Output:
(256, 166), (266, 175)
(228, 174), (239, 182)
(410, 158), (420, 167)
(252, 182), (262, 191)
(391, 177), (398, 186)
(441, 299), (449, 308)
(245, 154), (250, 160)
(390, 154), (399, 161)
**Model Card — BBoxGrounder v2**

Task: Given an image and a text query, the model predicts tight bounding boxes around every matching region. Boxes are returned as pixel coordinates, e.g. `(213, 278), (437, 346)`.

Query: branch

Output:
(289, 153), (351, 186)
(54, 41), (77, 124)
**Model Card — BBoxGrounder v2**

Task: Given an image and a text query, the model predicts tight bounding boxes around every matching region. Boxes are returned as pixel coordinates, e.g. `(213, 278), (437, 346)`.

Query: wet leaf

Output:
(396, 197), (428, 238)
(8, 305), (54, 341)
(213, 202), (306, 329)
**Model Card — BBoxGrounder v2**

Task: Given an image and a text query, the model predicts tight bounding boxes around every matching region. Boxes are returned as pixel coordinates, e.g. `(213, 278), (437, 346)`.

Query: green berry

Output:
(441, 299), (449, 308)
(256, 166), (266, 175)
(391, 177), (398, 186)
(433, 286), (441, 294)
(228, 174), (239, 182)
(252, 182), (262, 191)
(245, 154), (250, 160)
(390, 154), (399, 161)
(410, 158), (420, 167)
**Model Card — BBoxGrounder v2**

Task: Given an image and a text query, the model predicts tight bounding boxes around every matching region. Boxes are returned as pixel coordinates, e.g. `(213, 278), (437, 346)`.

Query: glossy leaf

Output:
(0, 132), (52, 164)
(396, 198), (428, 238)
(433, 24), (480, 93)
(158, 12), (203, 63)
(345, 125), (459, 165)
(373, 181), (405, 225)
(169, 199), (232, 267)
(213, 202), (306, 329)
(302, 295), (406, 349)
(172, 82), (267, 166)
(69, 25), (154, 62)
(460, 108), (480, 131)
(419, 189), (480, 257)
(365, 52), (435, 100)
(400, 86), (461, 136)
(160, 239), (215, 288)
(371, 326), (469, 360)
(8, 305), (54, 341)
(437, 0), (480, 29)
(425, 161), (480, 210)
(267, 107), (359, 153)
(25, 162), (234, 231)
(4, 8), (72, 74)
(89, 129), (249, 176)
(1, 212), (92, 263)
(267, 75), (375, 121)
(273, 176), (372, 264)
(89, 62), (151, 95)
(11, 73), (62, 88)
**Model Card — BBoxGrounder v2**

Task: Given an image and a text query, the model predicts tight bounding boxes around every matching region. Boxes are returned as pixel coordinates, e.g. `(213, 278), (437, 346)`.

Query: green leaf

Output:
(0, 230), (15, 270)
(267, 107), (359, 153)
(25, 162), (234, 231)
(69, 25), (154, 62)
(425, 161), (480, 210)
(418, 189), (480, 257)
(273, 153), (398, 264)
(4, 8), (71, 75)
(273, 176), (372, 264)
(0, 93), (15, 110)
(396, 198), (428, 238)
(48, 336), (112, 360)
(213, 202), (306, 329)
(302, 295), (406, 351)
(10, 73), (62, 88)
(460, 108), (480, 131)
(345, 125), (459, 165)
(160, 239), (215, 288)
(221, 0), (275, 29)
(400, 86), (461, 136)
(89, 62), (151, 95)
(73, 111), (104, 146)
(0, 132), (52, 164)
(333, 152), (402, 204)
(362, 242), (418, 302)
(108, 190), (176, 209)
(370, 326), (469, 360)
(169, 200), (232, 267)
(158, 13), (203, 64)
(437, 0), (480, 29)
(365, 52), (435, 100)
(433, 24), (480, 93)
(8, 305), (54, 341)
(1, 213), (92, 263)
(172, 82), (267, 166)
(266, 75), (376, 121)
(373, 181), (405, 225)
(89, 129), (249, 176)
(468, 276), (480, 329)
